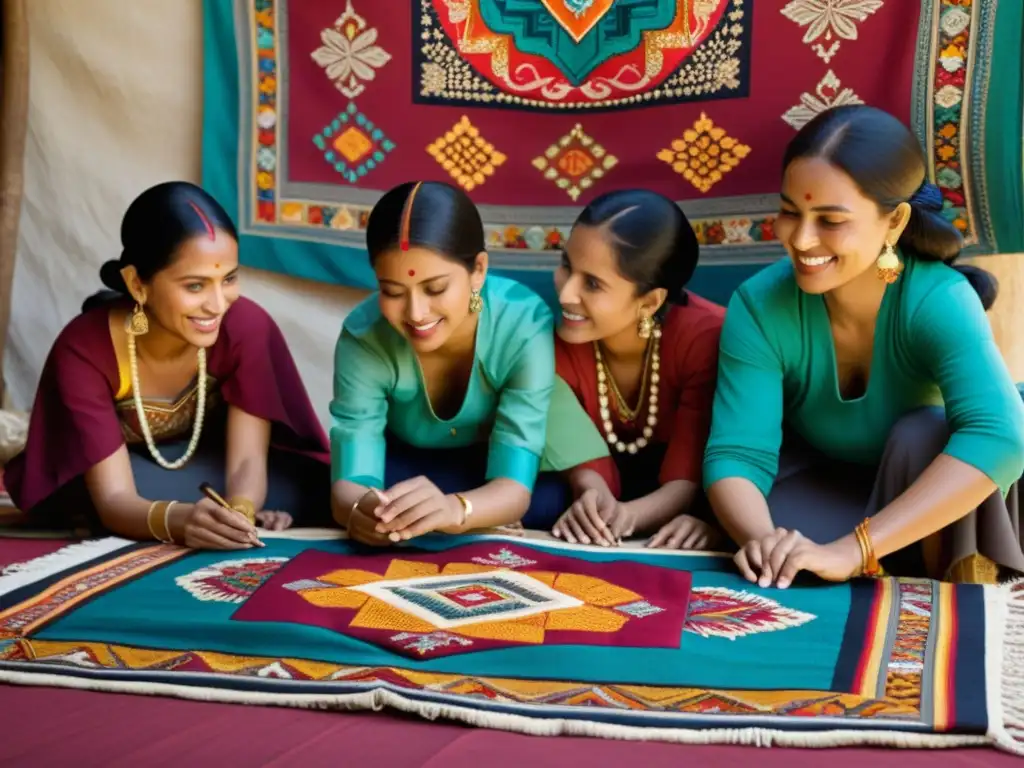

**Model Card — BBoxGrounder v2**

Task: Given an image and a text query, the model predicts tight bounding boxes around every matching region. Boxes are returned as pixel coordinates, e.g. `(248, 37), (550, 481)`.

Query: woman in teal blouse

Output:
(704, 105), (1024, 586)
(330, 181), (614, 544)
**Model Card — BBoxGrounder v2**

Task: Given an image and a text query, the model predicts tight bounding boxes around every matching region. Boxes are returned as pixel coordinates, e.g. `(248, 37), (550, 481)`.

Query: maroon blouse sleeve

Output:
(659, 315), (724, 486)
(6, 312), (125, 512)
(554, 337), (621, 498)
(211, 297), (329, 462)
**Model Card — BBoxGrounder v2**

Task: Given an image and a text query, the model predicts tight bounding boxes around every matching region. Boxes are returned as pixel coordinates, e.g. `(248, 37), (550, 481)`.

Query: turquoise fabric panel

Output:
(36, 537), (848, 692)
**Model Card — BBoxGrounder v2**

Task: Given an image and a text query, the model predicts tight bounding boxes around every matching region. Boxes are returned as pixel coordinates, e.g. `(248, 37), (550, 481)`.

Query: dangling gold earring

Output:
(876, 242), (902, 284)
(638, 312), (654, 340)
(125, 303), (149, 336)
(468, 289), (483, 314)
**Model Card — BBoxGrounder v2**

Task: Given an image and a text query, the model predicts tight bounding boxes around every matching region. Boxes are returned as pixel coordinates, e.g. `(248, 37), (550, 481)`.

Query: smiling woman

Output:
(5, 182), (332, 548)
(330, 181), (616, 545)
(551, 190), (725, 551)
(704, 106), (1024, 588)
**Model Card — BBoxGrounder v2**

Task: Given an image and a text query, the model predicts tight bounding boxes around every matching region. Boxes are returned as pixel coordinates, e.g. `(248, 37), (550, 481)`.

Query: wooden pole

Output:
(0, 0), (29, 405)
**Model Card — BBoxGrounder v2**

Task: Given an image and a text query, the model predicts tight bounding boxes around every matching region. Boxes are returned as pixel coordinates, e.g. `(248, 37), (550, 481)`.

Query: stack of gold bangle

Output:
(854, 518), (883, 578)
(146, 500), (179, 544)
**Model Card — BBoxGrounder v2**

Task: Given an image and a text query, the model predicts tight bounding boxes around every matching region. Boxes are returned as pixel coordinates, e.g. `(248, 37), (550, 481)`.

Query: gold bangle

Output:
(454, 493), (473, 528)
(146, 501), (162, 542)
(162, 501), (178, 545)
(855, 519), (882, 577)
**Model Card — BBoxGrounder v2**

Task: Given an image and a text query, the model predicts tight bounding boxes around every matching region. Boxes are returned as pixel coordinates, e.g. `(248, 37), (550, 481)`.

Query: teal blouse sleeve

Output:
(912, 277), (1024, 493)
(485, 307), (555, 492)
(703, 291), (785, 497)
(328, 325), (392, 488)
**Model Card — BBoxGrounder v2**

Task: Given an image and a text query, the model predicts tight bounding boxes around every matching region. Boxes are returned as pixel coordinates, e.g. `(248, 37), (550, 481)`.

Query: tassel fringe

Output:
(0, 539), (1021, 752)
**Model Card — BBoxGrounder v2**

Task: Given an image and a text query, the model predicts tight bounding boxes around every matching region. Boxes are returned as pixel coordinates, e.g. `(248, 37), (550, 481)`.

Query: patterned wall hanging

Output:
(202, 0), (1023, 304)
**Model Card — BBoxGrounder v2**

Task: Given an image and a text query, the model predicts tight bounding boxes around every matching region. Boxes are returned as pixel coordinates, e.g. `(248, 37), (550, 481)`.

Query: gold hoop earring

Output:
(638, 312), (654, 340)
(876, 242), (902, 284)
(126, 303), (149, 336)
(468, 289), (483, 314)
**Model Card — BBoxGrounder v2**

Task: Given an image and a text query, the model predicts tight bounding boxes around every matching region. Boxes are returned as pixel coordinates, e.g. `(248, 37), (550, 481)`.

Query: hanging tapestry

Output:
(1, 532), (1022, 752)
(201, 1), (1024, 303)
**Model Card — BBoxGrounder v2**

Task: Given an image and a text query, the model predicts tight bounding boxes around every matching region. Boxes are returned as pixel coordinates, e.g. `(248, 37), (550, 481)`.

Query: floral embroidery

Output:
(310, 0), (392, 99)
(780, 0), (884, 63)
(782, 69), (864, 130)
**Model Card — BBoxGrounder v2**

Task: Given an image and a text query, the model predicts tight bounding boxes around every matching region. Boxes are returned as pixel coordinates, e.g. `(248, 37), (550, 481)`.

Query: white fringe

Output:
(0, 669), (996, 750)
(987, 578), (1024, 754)
(0, 537), (131, 597)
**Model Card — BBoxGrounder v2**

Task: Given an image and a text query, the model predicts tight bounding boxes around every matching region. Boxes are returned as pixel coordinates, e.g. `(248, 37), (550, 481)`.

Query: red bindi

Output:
(804, 193), (813, 201)
(408, 269), (415, 277)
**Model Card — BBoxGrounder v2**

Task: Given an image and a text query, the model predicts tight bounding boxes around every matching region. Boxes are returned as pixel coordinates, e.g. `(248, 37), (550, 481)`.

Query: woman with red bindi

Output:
(329, 181), (616, 545)
(7, 182), (331, 548)
(704, 105), (1024, 587)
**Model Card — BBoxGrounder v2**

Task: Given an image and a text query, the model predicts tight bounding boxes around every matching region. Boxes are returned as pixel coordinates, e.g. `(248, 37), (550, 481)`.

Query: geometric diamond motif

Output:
(656, 112), (750, 194)
(426, 116), (506, 192)
(532, 123), (618, 201)
(312, 102), (395, 184)
(348, 571), (583, 629)
(232, 543), (698, 659)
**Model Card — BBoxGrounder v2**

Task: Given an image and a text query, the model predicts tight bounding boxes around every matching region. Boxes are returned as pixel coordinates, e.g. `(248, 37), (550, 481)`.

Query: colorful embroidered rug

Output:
(1, 532), (1022, 752)
(201, 1), (1023, 304)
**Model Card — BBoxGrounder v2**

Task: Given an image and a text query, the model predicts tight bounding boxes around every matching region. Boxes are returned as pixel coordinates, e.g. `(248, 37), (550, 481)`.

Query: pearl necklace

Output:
(127, 332), (207, 470)
(594, 325), (661, 454)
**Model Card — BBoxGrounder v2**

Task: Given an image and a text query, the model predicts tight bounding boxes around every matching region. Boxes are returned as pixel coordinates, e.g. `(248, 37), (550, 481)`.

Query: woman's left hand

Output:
(647, 515), (720, 551)
(374, 476), (462, 541)
(255, 510), (293, 531)
(764, 530), (862, 588)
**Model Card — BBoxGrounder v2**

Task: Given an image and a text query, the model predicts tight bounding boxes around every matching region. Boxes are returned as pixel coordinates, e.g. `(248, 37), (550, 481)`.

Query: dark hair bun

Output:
(952, 264), (999, 311)
(99, 259), (128, 294)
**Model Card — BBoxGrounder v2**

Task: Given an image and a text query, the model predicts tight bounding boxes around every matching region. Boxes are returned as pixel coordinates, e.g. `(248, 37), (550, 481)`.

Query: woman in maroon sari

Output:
(6, 182), (330, 548)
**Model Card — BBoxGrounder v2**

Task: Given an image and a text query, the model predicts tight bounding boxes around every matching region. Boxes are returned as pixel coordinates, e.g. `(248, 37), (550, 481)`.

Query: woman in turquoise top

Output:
(704, 105), (1024, 587)
(330, 181), (614, 545)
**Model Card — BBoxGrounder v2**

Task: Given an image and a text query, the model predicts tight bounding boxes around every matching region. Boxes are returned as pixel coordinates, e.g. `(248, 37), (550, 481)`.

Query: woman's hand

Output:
(374, 476), (463, 541)
(255, 510), (293, 532)
(647, 514), (720, 551)
(178, 497), (264, 550)
(345, 489), (393, 547)
(734, 527), (862, 588)
(552, 487), (633, 546)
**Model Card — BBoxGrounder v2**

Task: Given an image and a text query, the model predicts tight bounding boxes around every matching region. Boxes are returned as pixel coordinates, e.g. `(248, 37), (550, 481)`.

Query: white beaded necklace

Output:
(127, 331), (207, 470)
(594, 325), (661, 454)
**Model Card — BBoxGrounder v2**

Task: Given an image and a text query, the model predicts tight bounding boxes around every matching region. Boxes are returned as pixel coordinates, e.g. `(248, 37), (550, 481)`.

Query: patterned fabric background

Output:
(202, 1), (1023, 303)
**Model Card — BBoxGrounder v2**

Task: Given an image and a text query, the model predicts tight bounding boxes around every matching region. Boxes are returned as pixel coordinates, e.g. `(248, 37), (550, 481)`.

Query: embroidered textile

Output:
(1, 533), (1022, 751)
(202, 1), (1022, 304)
